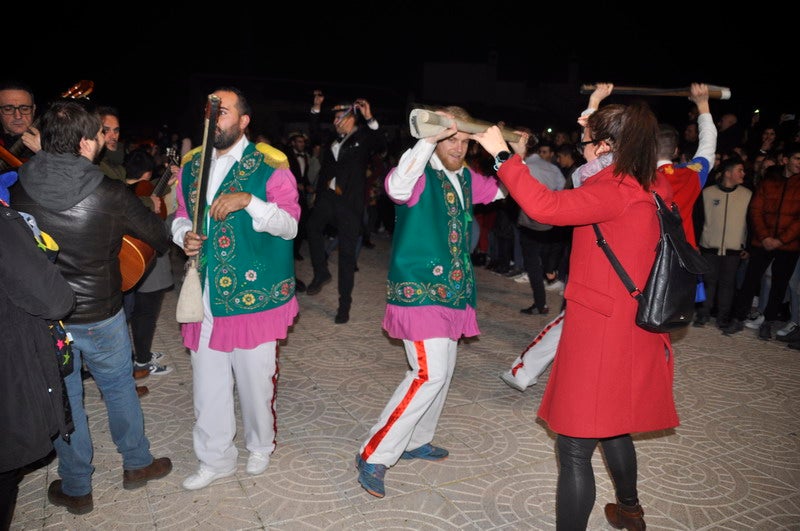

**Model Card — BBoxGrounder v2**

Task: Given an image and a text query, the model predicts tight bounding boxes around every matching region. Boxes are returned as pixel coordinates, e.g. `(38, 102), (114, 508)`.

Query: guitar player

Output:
(0, 80), (41, 170)
(10, 100), (173, 514)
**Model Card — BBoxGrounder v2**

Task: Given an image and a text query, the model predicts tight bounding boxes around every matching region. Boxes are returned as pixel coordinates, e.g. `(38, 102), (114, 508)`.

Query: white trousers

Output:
(507, 310), (564, 387)
(360, 337), (457, 466)
(191, 317), (278, 472)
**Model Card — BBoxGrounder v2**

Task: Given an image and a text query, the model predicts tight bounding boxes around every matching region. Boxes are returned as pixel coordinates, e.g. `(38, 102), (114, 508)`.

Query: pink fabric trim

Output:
(182, 297), (299, 352)
(382, 304), (480, 341)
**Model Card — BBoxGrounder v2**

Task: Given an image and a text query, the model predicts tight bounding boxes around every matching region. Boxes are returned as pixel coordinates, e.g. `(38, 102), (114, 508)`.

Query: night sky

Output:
(12, 4), (794, 143)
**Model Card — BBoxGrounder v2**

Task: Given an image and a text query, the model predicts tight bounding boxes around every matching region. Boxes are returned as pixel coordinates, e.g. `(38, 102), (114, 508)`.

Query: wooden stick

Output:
(191, 94), (221, 237)
(409, 108), (521, 143)
(579, 84), (731, 100)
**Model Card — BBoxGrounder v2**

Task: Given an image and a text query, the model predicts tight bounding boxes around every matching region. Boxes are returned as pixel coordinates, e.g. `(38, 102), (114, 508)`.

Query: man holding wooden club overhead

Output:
(355, 106), (524, 498)
(172, 86), (301, 491)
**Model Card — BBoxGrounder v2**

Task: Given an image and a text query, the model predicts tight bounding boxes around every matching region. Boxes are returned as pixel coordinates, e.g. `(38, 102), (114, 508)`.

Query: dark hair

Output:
(587, 101), (658, 189)
(213, 86), (252, 117)
(720, 156), (744, 175)
(556, 143), (581, 160)
(40, 100), (102, 156)
(783, 142), (800, 159)
(0, 80), (35, 104)
(537, 140), (555, 151)
(124, 149), (156, 181)
(95, 105), (120, 119)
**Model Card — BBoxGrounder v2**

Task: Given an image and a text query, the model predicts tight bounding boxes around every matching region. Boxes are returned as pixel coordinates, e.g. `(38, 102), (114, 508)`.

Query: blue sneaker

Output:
(355, 454), (386, 498)
(400, 443), (449, 461)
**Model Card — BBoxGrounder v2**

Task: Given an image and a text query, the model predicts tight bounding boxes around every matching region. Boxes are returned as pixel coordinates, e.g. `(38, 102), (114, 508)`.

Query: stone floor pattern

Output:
(10, 235), (800, 530)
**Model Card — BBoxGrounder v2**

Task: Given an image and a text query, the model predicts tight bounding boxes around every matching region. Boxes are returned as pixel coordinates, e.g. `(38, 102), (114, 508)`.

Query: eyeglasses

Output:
(579, 139), (595, 147)
(0, 104), (34, 116)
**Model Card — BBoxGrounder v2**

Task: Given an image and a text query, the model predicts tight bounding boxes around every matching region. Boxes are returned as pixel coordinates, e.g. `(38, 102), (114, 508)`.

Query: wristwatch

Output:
(493, 150), (511, 171)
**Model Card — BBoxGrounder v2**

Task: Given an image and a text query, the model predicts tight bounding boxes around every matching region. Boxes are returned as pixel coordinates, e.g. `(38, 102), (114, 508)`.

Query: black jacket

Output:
(311, 114), (386, 214)
(11, 152), (169, 323)
(0, 205), (75, 473)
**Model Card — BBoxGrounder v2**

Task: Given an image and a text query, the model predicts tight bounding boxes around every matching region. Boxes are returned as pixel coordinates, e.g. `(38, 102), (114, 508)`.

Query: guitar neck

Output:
(0, 119), (38, 172)
(150, 150), (179, 197)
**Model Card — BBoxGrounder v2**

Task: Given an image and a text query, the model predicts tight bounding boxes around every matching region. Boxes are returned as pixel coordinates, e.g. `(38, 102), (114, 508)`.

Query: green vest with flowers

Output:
(182, 142), (295, 316)
(386, 164), (476, 308)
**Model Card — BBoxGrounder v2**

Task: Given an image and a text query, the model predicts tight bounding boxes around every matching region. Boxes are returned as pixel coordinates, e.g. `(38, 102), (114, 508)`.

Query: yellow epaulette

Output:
(181, 146), (202, 167)
(256, 142), (289, 169)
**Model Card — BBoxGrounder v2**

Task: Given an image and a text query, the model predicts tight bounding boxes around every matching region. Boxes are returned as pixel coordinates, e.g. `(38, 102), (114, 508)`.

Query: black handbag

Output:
(593, 191), (710, 333)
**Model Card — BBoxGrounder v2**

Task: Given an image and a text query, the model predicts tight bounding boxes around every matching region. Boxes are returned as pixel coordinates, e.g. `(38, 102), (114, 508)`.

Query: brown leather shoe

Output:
(134, 367), (150, 379)
(47, 479), (93, 515)
(605, 502), (646, 530)
(136, 385), (149, 398)
(123, 457), (173, 490)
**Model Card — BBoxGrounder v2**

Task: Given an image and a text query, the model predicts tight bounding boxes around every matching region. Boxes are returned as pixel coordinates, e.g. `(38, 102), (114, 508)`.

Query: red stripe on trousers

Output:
(361, 340), (428, 460)
(270, 346), (280, 449)
(511, 312), (564, 376)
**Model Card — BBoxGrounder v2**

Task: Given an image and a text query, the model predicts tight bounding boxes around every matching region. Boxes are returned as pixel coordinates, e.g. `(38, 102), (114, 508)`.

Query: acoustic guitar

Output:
(119, 148), (179, 291)
(119, 234), (156, 291)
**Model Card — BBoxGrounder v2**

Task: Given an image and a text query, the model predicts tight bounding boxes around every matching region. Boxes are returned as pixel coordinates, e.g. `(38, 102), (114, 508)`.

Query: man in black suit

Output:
(305, 90), (386, 323)
(284, 131), (312, 261)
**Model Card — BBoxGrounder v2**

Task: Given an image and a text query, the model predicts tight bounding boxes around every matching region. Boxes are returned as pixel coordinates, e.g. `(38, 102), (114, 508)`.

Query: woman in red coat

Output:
(474, 101), (677, 530)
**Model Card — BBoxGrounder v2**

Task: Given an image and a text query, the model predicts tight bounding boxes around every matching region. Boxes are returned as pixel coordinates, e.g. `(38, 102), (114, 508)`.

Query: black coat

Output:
(311, 115), (387, 214)
(11, 177), (170, 323)
(0, 206), (75, 473)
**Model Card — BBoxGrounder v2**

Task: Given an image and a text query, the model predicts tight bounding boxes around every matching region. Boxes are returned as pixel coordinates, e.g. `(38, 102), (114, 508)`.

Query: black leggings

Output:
(555, 434), (638, 530)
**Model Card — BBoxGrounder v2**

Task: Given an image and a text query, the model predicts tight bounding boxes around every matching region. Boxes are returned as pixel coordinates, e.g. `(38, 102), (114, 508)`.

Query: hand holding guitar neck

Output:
(0, 80), (94, 172)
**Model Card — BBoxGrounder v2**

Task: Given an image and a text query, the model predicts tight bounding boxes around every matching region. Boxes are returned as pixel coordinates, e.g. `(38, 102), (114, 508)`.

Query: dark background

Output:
(10, 4), (795, 147)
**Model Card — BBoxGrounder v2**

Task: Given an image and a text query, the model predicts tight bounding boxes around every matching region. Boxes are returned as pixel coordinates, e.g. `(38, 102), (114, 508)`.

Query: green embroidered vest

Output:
(386, 164), (476, 308)
(182, 142), (295, 316)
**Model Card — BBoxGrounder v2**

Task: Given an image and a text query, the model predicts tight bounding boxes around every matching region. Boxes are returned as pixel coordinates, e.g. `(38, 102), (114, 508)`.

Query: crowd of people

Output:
(1, 75), (798, 530)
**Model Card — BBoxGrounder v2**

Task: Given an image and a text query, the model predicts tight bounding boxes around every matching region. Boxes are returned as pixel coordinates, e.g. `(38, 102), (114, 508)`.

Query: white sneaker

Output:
(777, 321), (799, 337)
(513, 272), (530, 283)
(499, 370), (534, 392)
(182, 465), (235, 490)
(134, 360), (173, 376)
(545, 279), (565, 292)
(744, 312), (765, 329)
(246, 452), (270, 475)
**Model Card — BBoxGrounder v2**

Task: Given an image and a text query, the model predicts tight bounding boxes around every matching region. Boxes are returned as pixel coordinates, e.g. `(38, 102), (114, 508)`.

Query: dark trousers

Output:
(732, 247), (800, 321)
(130, 288), (168, 364)
(556, 434), (638, 530)
(698, 250), (741, 324)
(294, 198), (310, 257)
(519, 226), (549, 311)
(307, 190), (361, 311)
(0, 468), (20, 530)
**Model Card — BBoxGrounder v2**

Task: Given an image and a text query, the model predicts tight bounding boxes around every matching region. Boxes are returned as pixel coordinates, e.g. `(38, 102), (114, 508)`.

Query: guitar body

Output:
(120, 146), (177, 290)
(120, 235), (155, 291)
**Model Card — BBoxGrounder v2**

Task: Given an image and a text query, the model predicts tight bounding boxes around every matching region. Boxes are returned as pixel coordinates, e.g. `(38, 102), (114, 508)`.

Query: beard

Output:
(214, 125), (240, 150)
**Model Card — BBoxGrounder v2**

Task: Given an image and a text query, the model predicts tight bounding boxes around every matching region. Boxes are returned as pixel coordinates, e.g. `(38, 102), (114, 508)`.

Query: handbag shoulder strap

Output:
(592, 223), (642, 300)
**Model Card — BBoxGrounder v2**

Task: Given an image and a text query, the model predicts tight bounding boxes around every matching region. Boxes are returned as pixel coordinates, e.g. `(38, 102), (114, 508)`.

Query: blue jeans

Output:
(54, 309), (152, 496)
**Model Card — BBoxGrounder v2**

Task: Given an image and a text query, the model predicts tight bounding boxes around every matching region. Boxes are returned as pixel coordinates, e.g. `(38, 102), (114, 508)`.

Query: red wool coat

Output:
(498, 157), (679, 438)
